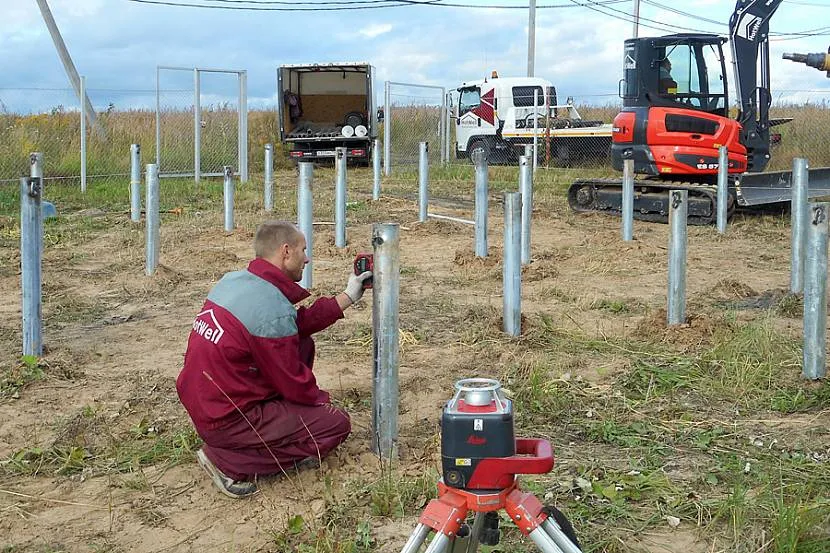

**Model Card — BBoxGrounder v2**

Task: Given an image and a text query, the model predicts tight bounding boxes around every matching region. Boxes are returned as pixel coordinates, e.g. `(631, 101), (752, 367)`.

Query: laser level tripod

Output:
(400, 379), (582, 553)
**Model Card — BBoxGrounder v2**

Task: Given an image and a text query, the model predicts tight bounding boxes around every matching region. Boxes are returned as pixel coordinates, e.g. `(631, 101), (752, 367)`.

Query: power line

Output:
(125, 0), (631, 10)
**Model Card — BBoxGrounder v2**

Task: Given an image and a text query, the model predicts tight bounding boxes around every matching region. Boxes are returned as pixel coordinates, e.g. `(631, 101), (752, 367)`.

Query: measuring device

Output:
(353, 253), (373, 289)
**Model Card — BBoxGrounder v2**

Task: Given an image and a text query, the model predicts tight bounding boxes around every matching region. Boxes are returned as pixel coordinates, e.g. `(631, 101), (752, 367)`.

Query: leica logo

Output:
(192, 309), (225, 344)
(467, 435), (487, 446)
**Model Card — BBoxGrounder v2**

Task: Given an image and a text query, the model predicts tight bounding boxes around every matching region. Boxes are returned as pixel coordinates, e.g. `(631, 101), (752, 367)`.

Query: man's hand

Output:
(345, 271), (373, 304)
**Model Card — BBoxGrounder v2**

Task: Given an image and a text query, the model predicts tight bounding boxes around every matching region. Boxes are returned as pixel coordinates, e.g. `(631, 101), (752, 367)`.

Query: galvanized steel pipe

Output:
(504, 192), (522, 336)
(372, 223), (400, 458)
(716, 146), (729, 234)
(130, 144), (141, 222)
(264, 143), (274, 213)
(520, 155), (533, 264)
(622, 159), (634, 241)
(20, 175), (43, 356)
(194, 69), (201, 183)
(791, 158), (809, 294)
(803, 202), (828, 380)
(298, 162), (314, 289)
(80, 76), (87, 193)
(223, 166), (234, 232)
(145, 164), (160, 276)
(474, 150), (489, 257)
(418, 142), (429, 223)
(667, 190), (688, 325)
(372, 138), (381, 200)
(335, 147), (347, 247)
(383, 81), (391, 176)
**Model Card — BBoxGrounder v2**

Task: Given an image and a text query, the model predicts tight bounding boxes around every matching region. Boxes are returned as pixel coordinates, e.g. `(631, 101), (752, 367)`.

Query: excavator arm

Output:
(728, 0), (784, 172)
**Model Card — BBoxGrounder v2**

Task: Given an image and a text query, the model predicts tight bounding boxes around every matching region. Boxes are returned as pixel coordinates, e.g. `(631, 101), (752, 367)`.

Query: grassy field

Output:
(0, 163), (828, 552)
(3, 102), (830, 183)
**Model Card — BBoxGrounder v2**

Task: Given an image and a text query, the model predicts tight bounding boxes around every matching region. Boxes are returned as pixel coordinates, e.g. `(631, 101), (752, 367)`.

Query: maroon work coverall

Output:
(177, 258), (351, 481)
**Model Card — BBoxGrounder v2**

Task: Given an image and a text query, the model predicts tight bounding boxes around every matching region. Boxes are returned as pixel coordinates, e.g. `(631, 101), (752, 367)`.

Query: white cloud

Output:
(358, 23), (393, 39)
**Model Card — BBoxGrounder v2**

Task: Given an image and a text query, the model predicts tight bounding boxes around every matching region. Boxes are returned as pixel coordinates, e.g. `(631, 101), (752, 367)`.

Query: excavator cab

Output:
(612, 34), (743, 177)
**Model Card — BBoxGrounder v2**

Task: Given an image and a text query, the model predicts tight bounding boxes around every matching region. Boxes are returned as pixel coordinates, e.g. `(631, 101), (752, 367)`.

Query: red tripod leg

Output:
(505, 490), (574, 553)
(416, 490), (469, 553)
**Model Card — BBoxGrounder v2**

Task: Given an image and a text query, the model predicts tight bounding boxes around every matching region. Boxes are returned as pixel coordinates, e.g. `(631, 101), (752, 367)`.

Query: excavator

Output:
(567, 0), (826, 224)
(784, 48), (830, 77)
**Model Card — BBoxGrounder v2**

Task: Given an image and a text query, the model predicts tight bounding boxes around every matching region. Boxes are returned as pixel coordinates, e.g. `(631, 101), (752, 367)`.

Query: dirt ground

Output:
(0, 169), (826, 552)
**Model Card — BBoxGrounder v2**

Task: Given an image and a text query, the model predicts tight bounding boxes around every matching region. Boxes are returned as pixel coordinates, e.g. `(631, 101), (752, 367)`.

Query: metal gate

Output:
(383, 81), (449, 176)
(155, 66), (248, 181)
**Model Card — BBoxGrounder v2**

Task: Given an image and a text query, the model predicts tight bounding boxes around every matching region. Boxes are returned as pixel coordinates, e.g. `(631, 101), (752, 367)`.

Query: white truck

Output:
(277, 62), (377, 163)
(454, 74), (612, 164)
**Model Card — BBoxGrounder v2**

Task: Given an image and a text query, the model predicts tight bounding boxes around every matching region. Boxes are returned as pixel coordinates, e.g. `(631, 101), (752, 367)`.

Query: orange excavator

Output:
(567, 0), (806, 224)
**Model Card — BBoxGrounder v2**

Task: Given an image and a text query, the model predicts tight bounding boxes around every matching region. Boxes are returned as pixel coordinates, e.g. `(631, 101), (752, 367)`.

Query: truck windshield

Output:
(459, 87), (481, 115)
(661, 43), (726, 115)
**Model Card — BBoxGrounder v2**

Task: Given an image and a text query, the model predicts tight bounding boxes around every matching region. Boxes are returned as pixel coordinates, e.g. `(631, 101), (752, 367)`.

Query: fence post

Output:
(503, 192), (522, 336)
(30, 153), (44, 263)
(622, 158), (634, 241)
(264, 143), (274, 213)
(419, 141), (429, 223)
(440, 87), (448, 165)
(145, 164), (160, 276)
(384, 81), (391, 177)
(717, 146), (729, 234)
(194, 69), (201, 184)
(20, 175), (43, 356)
(520, 155), (533, 265)
(474, 150), (489, 258)
(372, 138), (381, 201)
(223, 165), (234, 232)
(790, 158), (809, 294)
(80, 75), (87, 193)
(667, 190), (688, 325)
(239, 70), (249, 183)
(130, 144), (141, 222)
(372, 222), (400, 459)
(444, 91), (452, 164)
(298, 162), (314, 289)
(802, 202), (828, 380)
(335, 147), (347, 247)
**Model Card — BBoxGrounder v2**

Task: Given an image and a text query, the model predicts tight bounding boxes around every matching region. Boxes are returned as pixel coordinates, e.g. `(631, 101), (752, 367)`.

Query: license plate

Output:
(316, 150), (335, 157)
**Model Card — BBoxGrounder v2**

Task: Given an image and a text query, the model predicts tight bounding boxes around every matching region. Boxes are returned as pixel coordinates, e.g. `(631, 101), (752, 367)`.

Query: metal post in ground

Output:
(667, 190), (688, 325)
(80, 75), (87, 193)
(239, 71), (249, 183)
(372, 138), (381, 200)
(503, 191), (522, 336)
(372, 222), (400, 459)
(791, 158), (809, 294)
(474, 150), (489, 257)
(297, 162), (314, 289)
(130, 144), (141, 222)
(524, 143), (534, 180)
(223, 165), (234, 232)
(383, 81), (391, 177)
(717, 146), (729, 234)
(30, 153), (44, 262)
(519, 155), (533, 264)
(20, 175), (43, 356)
(264, 143), (274, 213)
(145, 164), (160, 276)
(622, 159), (634, 241)
(335, 147), (347, 247)
(418, 141), (428, 222)
(802, 202), (828, 380)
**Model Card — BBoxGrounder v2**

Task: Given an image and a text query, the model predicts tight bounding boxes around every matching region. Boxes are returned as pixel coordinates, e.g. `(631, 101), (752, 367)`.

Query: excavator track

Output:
(567, 178), (736, 226)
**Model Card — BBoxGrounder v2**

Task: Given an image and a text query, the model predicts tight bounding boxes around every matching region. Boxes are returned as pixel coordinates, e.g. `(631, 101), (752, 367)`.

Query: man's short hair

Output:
(254, 221), (302, 258)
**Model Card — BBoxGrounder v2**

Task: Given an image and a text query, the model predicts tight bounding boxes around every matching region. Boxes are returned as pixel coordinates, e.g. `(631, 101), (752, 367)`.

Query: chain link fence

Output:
(382, 81), (449, 174)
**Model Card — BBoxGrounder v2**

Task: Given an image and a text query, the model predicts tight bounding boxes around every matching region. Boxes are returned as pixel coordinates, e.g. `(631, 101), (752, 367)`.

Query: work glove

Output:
(345, 271), (373, 304)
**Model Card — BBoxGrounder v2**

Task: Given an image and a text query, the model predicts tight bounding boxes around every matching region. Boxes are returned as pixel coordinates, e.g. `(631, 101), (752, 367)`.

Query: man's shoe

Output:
(196, 448), (258, 499)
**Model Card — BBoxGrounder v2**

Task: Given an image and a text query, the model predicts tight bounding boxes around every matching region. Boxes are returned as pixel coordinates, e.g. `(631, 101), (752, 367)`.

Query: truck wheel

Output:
(468, 140), (490, 163)
(553, 144), (571, 167)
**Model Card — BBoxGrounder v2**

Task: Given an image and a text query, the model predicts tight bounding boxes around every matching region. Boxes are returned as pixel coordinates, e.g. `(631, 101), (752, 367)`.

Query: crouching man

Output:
(176, 220), (372, 498)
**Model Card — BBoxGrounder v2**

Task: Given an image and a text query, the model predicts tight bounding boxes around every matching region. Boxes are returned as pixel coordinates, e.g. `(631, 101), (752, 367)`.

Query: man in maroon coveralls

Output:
(177, 221), (372, 498)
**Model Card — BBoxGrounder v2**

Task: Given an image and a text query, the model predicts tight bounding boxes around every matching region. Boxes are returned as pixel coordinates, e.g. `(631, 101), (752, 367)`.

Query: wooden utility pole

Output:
(35, 0), (101, 134)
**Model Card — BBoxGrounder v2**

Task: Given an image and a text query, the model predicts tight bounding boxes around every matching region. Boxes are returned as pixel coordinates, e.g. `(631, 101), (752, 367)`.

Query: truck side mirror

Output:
(377, 107), (384, 122)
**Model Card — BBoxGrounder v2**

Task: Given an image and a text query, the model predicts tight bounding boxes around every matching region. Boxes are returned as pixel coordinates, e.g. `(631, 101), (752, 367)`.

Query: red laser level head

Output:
(441, 379), (554, 490)
(353, 253), (373, 289)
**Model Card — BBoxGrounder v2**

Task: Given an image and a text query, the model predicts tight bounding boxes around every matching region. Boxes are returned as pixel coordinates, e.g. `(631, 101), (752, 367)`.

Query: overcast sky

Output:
(2, 0), (830, 113)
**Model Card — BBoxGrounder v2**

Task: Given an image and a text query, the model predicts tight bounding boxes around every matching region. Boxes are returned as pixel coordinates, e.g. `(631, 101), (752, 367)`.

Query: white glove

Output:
(345, 271), (373, 303)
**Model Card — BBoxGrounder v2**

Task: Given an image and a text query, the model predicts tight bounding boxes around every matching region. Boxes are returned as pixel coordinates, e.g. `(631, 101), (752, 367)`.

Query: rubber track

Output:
(567, 177), (734, 225)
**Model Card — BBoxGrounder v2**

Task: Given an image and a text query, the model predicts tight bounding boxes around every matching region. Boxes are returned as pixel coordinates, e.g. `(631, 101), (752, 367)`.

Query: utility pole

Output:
(527, 0), (536, 77)
(35, 0), (101, 135)
(632, 0), (641, 38)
